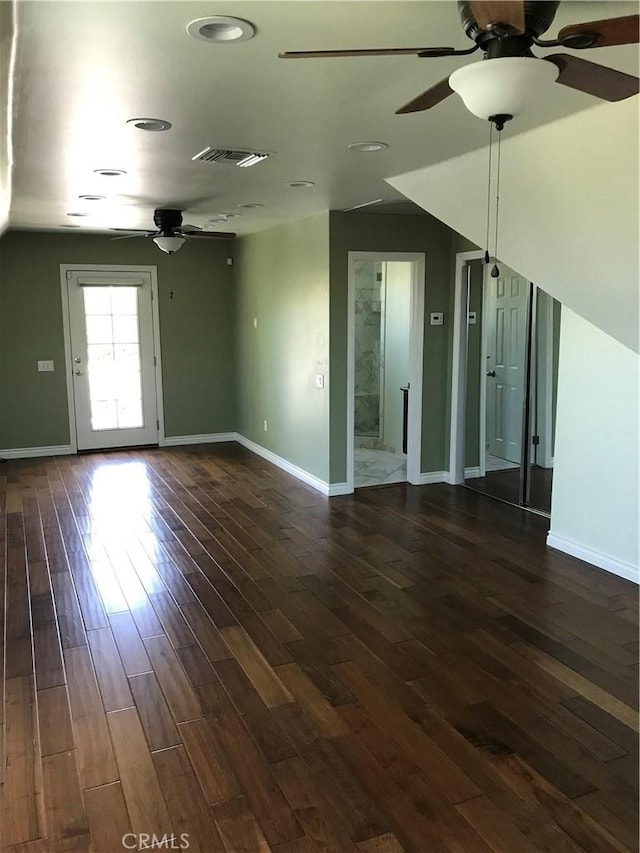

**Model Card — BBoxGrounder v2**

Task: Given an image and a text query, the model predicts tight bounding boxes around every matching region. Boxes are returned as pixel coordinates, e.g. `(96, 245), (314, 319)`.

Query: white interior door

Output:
(66, 269), (159, 450)
(484, 264), (528, 464)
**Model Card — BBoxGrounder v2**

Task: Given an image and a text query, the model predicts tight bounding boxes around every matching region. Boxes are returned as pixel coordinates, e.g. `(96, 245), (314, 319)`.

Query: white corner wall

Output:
(548, 309), (639, 583)
(388, 99), (639, 354)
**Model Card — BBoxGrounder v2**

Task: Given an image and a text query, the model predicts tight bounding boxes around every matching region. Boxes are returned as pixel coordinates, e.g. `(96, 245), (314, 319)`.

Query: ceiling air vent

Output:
(192, 147), (270, 167)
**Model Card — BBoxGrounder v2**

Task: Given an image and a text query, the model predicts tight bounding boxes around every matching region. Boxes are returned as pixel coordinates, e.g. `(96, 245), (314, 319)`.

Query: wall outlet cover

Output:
(37, 360), (54, 372)
(430, 312), (444, 326)
(316, 374), (325, 389)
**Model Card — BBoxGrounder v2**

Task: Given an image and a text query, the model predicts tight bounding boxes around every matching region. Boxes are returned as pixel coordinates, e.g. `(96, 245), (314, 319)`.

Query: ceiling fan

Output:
(279, 1), (639, 125)
(111, 208), (235, 254)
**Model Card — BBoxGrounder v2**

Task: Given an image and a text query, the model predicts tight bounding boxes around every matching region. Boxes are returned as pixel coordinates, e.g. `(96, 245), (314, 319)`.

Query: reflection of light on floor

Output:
(87, 462), (150, 516)
(87, 461), (153, 609)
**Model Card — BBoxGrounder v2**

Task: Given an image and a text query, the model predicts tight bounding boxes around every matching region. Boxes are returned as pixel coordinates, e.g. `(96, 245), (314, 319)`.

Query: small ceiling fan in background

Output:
(279, 1), (639, 123)
(111, 208), (235, 254)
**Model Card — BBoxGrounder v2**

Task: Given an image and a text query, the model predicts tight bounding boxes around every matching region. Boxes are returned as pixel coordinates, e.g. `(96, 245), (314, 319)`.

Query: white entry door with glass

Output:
(65, 269), (159, 450)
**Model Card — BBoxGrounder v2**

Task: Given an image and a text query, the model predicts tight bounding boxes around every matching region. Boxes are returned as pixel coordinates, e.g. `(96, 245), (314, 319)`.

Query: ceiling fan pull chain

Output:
(484, 121), (494, 266)
(491, 125), (503, 279)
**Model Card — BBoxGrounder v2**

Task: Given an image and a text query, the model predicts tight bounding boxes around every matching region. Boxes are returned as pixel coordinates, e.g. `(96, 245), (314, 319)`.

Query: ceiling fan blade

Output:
(110, 232), (150, 241)
(279, 47), (455, 58)
(183, 230), (236, 239)
(396, 76), (453, 114)
(546, 54), (639, 101)
(558, 14), (639, 48)
(469, 1), (525, 34)
(177, 224), (200, 232)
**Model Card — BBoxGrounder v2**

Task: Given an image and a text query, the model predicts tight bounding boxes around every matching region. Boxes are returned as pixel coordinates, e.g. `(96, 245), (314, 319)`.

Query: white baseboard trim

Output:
(235, 434), (332, 496)
(465, 466), (481, 479)
(328, 482), (352, 497)
(162, 432), (236, 447)
(0, 444), (74, 459)
(418, 470), (449, 485)
(547, 532), (639, 585)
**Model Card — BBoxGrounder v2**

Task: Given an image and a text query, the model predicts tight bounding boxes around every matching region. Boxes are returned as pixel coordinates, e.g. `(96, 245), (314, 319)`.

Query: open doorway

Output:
(347, 252), (424, 490)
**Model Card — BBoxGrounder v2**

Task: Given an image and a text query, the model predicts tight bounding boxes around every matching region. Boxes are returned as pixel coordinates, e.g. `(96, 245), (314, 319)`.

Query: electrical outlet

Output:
(430, 312), (444, 326)
(263, 419), (268, 432)
(316, 374), (325, 389)
(37, 360), (54, 372)
(468, 312), (477, 325)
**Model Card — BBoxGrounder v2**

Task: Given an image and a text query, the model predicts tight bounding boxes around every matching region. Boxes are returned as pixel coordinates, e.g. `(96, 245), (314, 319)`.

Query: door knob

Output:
(74, 370), (83, 376)
(486, 370), (496, 377)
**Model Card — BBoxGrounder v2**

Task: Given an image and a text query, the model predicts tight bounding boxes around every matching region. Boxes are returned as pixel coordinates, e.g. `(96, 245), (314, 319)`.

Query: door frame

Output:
(59, 264), (165, 453)
(450, 250), (484, 484)
(346, 251), (425, 492)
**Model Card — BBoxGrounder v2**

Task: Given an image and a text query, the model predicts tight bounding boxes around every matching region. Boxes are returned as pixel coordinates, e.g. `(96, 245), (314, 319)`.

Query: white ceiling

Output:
(6, 0), (639, 236)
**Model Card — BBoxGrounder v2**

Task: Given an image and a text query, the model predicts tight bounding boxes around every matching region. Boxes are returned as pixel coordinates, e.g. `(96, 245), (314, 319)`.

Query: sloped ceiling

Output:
(390, 98), (639, 352)
(5, 0), (639, 237)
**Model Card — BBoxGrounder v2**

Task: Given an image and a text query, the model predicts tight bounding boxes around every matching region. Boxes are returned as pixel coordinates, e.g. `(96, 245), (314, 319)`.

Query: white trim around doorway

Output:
(346, 251), (425, 493)
(59, 264), (165, 453)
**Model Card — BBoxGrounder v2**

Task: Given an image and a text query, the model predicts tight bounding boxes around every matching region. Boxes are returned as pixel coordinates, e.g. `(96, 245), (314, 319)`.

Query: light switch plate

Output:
(468, 312), (477, 325)
(316, 374), (325, 389)
(430, 312), (444, 326)
(37, 360), (54, 372)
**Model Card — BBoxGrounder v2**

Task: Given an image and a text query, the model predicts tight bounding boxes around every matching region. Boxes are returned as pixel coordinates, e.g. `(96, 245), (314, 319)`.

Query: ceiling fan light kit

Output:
(153, 235), (186, 254)
(449, 56), (559, 122)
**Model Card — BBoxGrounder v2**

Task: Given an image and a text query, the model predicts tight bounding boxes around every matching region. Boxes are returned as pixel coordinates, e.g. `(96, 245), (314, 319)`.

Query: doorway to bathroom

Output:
(347, 252), (425, 490)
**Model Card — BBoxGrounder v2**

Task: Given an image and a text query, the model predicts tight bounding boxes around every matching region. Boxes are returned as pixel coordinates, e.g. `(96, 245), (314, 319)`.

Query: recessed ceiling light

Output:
(286, 181), (315, 189)
(67, 212), (88, 217)
(238, 202), (264, 209)
(187, 16), (256, 43)
(348, 141), (389, 153)
(94, 168), (127, 177)
(78, 194), (105, 201)
(126, 118), (172, 132)
(222, 212), (241, 218)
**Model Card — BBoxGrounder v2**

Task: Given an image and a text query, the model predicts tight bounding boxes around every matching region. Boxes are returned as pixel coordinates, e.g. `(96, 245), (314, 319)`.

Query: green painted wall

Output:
(235, 215), (330, 482)
(329, 211), (457, 482)
(0, 230), (236, 448)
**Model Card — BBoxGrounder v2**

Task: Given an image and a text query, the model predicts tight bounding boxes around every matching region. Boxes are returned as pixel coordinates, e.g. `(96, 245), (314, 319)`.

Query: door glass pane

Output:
(82, 286), (144, 430)
(464, 261), (528, 506)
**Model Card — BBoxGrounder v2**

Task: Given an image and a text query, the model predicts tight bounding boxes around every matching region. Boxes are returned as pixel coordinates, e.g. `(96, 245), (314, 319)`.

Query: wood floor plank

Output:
(152, 745), (226, 852)
(108, 611), (152, 676)
(106, 707), (174, 836)
(63, 645), (119, 789)
(143, 634), (203, 722)
(128, 671), (181, 751)
(177, 716), (241, 804)
(212, 795), (271, 853)
(87, 627), (134, 712)
(197, 683), (301, 846)
(83, 782), (133, 853)
(4, 676), (45, 846)
(41, 749), (89, 845)
(220, 624), (293, 708)
(37, 686), (74, 756)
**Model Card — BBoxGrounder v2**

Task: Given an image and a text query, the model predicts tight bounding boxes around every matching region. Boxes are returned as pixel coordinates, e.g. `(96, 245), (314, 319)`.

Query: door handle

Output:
(74, 370), (83, 376)
(486, 370), (496, 377)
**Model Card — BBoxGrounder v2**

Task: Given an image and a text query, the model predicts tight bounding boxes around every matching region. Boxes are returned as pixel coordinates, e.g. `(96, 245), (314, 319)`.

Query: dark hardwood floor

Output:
(1, 443), (638, 852)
